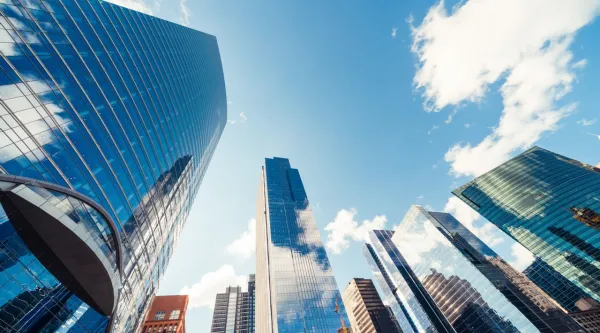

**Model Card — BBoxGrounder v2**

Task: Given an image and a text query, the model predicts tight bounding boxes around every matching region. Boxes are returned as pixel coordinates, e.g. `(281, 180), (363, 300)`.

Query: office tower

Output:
(342, 278), (400, 333)
(0, 0), (227, 332)
(452, 146), (600, 311)
(142, 295), (189, 333)
(210, 275), (255, 333)
(364, 205), (583, 333)
(256, 157), (348, 332)
(524, 258), (591, 312)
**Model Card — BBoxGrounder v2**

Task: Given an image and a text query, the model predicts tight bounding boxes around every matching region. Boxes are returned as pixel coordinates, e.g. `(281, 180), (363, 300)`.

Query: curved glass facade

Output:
(453, 147), (600, 311)
(255, 158), (348, 333)
(0, 0), (226, 331)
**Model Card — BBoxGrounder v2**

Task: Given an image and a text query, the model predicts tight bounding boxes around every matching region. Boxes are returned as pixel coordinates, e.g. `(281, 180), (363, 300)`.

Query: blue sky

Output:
(108, 0), (600, 331)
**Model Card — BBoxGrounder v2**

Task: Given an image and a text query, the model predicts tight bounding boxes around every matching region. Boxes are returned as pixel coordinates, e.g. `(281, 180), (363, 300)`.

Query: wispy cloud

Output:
(412, 0), (600, 177)
(105, 0), (152, 14)
(227, 112), (248, 125)
(417, 195), (425, 200)
(180, 0), (191, 26)
(587, 132), (600, 140)
(324, 209), (387, 254)
(578, 118), (597, 126)
(226, 219), (256, 259)
(391, 27), (398, 38)
(427, 125), (439, 135)
(180, 265), (248, 309)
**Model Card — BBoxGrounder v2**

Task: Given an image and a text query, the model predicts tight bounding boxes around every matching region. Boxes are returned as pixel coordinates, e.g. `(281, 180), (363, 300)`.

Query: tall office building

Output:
(256, 157), (348, 332)
(142, 295), (189, 333)
(453, 146), (600, 311)
(364, 205), (583, 333)
(0, 1), (226, 332)
(210, 275), (255, 333)
(342, 278), (400, 333)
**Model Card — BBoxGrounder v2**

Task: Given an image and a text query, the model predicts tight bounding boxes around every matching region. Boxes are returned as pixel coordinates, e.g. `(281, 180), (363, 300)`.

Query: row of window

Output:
(153, 309), (181, 320)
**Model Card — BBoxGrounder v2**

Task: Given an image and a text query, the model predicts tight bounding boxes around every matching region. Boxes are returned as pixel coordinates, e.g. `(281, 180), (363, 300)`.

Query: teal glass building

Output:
(364, 206), (581, 333)
(255, 158), (348, 333)
(0, 0), (226, 331)
(453, 147), (600, 312)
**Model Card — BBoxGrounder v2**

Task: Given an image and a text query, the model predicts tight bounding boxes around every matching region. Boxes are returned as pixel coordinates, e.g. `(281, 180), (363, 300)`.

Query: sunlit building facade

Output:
(364, 206), (583, 333)
(342, 278), (400, 333)
(453, 147), (600, 311)
(0, 0), (226, 331)
(142, 295), (189, 333)
(255, 157), (348, 332)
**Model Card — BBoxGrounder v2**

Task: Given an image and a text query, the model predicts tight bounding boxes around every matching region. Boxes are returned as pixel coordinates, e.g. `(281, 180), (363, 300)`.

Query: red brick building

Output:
(142, 295), (189, 333)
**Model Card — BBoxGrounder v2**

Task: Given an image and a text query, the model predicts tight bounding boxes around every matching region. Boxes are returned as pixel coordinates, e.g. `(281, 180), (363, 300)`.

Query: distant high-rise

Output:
(0, 0), (227, 331)
(453, 147), (600, 311)
(342, 278), (400, 333)
(142, 295), (189, 333)
(255, 157), (348, 332)
(210, 275), (255, 333)
(364, 206), (583, 333)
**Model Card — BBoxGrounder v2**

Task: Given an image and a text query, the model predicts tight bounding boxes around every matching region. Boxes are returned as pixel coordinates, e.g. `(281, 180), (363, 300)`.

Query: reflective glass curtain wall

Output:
(0, 0), (227, 331)
(364, 205), (569, 333)
(256, 157), (348, 333)
(453, 147), (600, 311)
(427, 211), (583, 332)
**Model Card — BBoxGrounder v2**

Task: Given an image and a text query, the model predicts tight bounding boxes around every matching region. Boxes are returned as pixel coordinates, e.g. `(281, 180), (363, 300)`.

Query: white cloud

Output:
(227, 112), (247, 125)
(391, 27), (398, 38)
(180, 0), (191, 26)
(412, 0), (600, 178)
(417, 195), (425, 200)
(587, 132), (600, 140)
(324, 209), (387, 254)
(508, 243), (535, 271)
(226, 219), (256, 259)
(444, 197), (504, 247)
(578, 118), (597, 126)
(427, 125), (440, 135)
(180, 265), (248, 309)
(464, 123), (471, 128)
(105, 0), (152, 14)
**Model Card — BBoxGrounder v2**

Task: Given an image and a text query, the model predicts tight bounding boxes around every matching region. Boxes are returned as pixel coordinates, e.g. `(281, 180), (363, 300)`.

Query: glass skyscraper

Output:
(453, 146), (600, 311)
(0, 0), (226, 332)
(255, 157), (348, 333)
(364, 206), (582, 333)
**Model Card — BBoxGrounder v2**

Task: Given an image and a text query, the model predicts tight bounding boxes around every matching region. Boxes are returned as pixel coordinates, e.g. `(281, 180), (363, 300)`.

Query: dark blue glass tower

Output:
(364, 206), (582, 333)
(0, 0), (226, 331)
(255, 157), (348, 333)
(453, 147), (600, 311)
